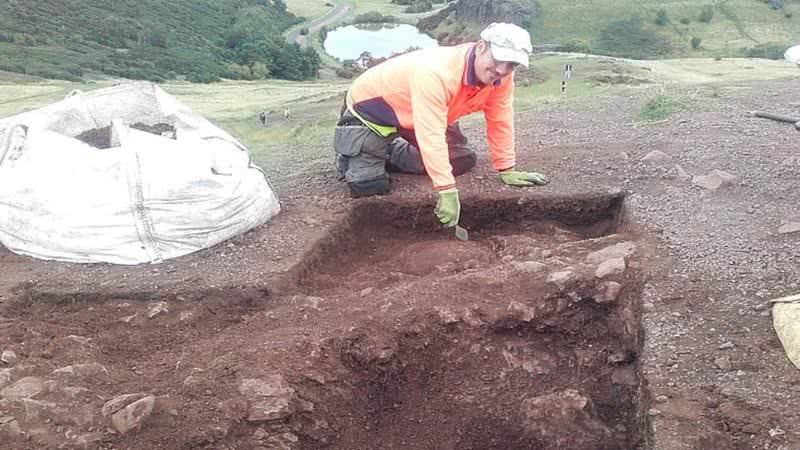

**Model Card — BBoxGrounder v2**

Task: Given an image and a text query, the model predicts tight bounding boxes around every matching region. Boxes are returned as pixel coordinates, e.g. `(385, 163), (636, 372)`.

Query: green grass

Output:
(1, 54), (796, 168)
(286, 0), (334, 20)
(639, 94), (683, 121)
(159, 80), (347, 167)
(530, 0), (799, 58)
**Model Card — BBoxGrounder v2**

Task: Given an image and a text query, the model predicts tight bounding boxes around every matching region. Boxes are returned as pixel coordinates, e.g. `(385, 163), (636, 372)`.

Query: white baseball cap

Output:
(479, 22), (533, 68)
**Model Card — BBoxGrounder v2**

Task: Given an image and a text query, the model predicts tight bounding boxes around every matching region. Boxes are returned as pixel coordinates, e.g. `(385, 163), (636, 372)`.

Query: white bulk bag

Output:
(0, 82), (280, 265)
(785, 45), (800, 65)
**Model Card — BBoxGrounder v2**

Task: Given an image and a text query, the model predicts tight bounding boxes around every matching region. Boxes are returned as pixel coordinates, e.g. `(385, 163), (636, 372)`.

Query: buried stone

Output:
(520, 389), (625, 449)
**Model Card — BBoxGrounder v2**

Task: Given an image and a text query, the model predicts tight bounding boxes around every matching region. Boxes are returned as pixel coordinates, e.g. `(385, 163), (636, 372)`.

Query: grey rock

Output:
(111, 395), (156, 434)
(546, 270), (575, 289)
(502, 349), (557, 375)
(120, 314), (138, 323)
(147, 302), (169, 318)
(1, 376), (45, 400)
(239, 376), (296, 422)
(586, 242), (636, 264)
(21, 398), (58, 421)
(102, 393), (147, 417)
(714, 355), (733, 371)
(673, 164), (691, 180)
(0, 418), (22, 437)
(64, 335), (92, 346)
(263, 431), (299, 450)
(520, 389), (617, 449)
(52, 363), (108, 378)
(718, 341), (735, 350)
(506, 301), (536, 322)
(692, 169), (737, 190)
(0, 368), (12, 389)
(433, 306), (459, 324)
(511, 261), (546, 274)
(0, 351), (16, 365)
(777, 222), (800, 235)
(642, 150), (671, 163)
(595, 258), (626, 278)
(595, 281), (623, 304)
(74, 432), (106, 447)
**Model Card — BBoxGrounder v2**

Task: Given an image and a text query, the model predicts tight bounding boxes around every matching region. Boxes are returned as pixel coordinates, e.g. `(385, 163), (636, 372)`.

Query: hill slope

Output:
(421, 0), (800, 59)
(0, 0), (320, 82)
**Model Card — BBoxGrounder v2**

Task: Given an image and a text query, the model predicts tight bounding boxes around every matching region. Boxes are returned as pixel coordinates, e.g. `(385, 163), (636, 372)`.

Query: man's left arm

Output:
(484, 76), (548, 187)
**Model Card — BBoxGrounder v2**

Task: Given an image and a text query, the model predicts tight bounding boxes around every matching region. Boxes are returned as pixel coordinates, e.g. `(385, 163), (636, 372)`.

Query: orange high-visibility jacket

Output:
(349, 43), (516, 190)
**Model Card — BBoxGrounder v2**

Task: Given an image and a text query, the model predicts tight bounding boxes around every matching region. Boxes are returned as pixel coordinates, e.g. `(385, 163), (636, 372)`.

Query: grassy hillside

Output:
(3, 54), (795, 175)
(422, 0), (798, 59)
(534, 0), (800, 58)
(0, 0), (322, 82)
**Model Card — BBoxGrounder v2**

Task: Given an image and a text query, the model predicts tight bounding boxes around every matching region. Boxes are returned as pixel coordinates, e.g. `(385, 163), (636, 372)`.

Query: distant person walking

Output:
(332, 22), (549, 230)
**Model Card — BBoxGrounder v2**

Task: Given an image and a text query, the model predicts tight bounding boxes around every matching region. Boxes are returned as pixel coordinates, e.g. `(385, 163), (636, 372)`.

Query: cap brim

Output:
(490, 43), (530, 67)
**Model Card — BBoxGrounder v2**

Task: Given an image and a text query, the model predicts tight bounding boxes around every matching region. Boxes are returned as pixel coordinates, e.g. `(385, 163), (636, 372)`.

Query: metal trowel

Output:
(454, 224), (469, 241)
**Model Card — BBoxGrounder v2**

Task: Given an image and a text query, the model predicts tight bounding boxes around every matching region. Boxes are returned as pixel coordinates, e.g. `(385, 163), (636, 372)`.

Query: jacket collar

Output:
(464, 44), (502, 87)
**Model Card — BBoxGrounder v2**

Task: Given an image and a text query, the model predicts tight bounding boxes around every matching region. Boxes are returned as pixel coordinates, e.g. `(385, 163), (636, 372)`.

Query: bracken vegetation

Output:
(0, 0), (321, 82)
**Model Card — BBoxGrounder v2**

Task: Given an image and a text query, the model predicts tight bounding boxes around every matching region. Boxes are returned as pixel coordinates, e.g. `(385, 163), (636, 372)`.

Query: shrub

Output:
(640, 95), (681, 121)
(299, 27), (309, 35)
(698, 6), (715, 23)
(745, 43), (788, 59)
(405, 0), (433, 13)
(593, 18), (673, 59)
(679, 17), (691, 24)
(655, 9), (669, 26)
(353, 12), (397, 24)
(691, 37), (702, 49)
(560, 39), (591, 53)
(785, 12), (793, 18)
(335, 66), (357, 79)
(319, 26), (328, 44)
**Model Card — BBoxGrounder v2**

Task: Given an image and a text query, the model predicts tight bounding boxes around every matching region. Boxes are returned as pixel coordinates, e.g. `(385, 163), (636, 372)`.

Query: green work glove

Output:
(434, 188), (461, 228)
(497, 169), (549, 187)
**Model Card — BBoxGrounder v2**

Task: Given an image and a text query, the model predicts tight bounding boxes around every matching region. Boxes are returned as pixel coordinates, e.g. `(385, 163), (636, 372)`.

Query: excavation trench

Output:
(0, 192), (649, 450)
(289, 192), (650, 450)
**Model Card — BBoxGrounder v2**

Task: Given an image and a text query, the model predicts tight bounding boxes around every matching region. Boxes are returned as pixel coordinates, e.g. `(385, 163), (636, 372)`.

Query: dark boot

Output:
(348, 177), (391, 198)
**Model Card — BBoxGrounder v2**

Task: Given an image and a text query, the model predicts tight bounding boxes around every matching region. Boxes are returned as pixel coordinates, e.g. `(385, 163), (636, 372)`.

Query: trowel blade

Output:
(455, 225), (469, 241)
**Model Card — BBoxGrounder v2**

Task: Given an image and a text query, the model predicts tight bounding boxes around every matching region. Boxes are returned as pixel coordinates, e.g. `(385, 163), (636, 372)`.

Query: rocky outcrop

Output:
(454, 0), (536, 26)
(418, 0), (537, 42)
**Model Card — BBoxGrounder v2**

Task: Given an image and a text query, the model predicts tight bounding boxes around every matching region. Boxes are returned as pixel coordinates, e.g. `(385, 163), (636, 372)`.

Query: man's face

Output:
(474, 41), (518, 86)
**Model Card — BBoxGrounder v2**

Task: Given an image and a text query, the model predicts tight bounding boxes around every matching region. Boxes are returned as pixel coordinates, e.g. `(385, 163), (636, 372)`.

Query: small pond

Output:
(323, 23), (438, 61)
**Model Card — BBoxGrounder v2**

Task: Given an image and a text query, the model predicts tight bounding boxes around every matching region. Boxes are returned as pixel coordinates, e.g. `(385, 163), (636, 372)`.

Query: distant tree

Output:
(655, 9), (669, 26)
(319, 25), (328, 43)
(698, 6), (714, 23)
(691, 37), (702, 49)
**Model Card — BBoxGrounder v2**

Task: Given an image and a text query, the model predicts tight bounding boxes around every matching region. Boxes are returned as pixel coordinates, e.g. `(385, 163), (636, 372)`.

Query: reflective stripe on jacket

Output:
(349, 43), (516, 189)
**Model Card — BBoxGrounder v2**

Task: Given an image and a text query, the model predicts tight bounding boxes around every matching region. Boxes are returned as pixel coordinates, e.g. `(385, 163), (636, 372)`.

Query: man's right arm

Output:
(409, 70), (455, 191)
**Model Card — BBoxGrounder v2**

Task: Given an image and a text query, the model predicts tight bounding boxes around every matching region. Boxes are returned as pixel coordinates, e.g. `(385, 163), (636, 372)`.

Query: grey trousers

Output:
(334, 108), (477, 193)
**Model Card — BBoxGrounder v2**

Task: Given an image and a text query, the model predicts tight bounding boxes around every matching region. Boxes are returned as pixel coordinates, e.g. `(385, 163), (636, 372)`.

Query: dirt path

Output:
(288, 2), (350, 47)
